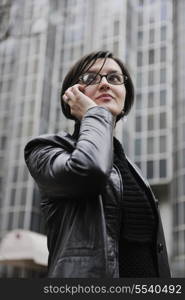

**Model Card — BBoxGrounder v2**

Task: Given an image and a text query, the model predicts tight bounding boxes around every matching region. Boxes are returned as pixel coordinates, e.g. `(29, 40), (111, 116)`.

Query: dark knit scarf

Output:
(113, 137), (157, 242)
(113, 137), (158, 277)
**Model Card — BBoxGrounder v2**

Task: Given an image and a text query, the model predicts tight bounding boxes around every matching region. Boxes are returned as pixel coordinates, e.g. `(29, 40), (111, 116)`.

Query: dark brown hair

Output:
(60, 50), (134, 122)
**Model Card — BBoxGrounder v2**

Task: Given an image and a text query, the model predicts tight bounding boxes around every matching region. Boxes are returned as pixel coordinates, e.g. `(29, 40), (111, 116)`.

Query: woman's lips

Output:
(96, 94), (113, 101)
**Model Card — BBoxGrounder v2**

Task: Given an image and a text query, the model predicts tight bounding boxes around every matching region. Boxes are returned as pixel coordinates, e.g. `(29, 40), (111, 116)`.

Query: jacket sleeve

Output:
(24, 106), (116, 199)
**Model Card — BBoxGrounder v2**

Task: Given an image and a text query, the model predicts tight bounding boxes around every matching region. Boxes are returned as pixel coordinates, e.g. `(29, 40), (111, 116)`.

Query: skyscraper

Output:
(125, 0), (173, 272)
(171, 0), (185, 277)
(0, 0), (50, 277)
(0, 0), (184, 277)
(0, 0), (129, 277)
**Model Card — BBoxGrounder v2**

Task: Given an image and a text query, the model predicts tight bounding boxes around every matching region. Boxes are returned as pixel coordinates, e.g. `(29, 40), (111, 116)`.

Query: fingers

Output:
(62, 94), (69, 103)
(65, 89), (75, 101)
(62, 84), (97, 120)
(67, 85), (85, 100)
(63, 84), (84, 104)
(72, 84), (85, 95)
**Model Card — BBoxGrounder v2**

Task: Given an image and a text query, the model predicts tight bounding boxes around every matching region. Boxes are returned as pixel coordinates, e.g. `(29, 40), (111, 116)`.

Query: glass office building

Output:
(0, 0), (49, 277)
(125, 0), (173, 272)
(171, 0), (185, 277)
(0, 0), (128, 277)
(0, 0), (184, 277)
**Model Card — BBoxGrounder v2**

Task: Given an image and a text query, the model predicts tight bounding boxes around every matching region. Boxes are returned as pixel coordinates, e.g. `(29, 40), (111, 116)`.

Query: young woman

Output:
(24, 51), (171, 278)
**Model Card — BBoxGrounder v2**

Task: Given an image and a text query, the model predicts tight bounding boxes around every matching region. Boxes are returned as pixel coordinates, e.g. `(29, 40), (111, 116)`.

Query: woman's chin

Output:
(97, 103), (120, 115)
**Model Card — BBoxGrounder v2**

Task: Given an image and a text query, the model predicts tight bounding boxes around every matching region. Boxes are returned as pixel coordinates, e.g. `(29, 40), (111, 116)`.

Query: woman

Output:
(24, 51), (171, 278)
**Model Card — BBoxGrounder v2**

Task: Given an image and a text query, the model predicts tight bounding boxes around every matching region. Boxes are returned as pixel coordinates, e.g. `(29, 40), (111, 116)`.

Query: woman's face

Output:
(82, 58), (126, 117)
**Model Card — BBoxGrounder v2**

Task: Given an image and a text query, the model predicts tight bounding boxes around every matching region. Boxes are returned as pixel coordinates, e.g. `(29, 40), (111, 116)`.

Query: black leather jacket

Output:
(24, 106), (171, 278)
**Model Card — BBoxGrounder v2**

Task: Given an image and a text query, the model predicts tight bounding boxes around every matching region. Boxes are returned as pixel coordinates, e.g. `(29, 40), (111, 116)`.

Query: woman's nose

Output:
(99, 77), (110, 89)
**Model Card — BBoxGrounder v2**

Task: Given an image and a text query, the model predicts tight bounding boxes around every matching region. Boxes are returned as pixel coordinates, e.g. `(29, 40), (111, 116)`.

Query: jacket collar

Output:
(58, 129), (157, 202)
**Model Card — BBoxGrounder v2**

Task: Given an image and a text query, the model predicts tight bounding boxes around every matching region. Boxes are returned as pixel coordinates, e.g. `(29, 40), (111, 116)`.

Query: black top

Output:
(113, 138), (158, 277)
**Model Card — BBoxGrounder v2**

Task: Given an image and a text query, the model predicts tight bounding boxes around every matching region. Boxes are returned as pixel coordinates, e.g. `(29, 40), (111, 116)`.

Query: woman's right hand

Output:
(63, 84), (97, 120)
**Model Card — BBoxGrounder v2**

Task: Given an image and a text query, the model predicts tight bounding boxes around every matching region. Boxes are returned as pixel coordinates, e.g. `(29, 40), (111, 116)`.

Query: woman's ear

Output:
(120, 110), (125, 117)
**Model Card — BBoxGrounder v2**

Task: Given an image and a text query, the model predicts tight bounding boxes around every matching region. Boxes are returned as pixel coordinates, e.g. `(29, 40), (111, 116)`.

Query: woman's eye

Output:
(108, 74), (121, 82)
(83, 73), (97, 83)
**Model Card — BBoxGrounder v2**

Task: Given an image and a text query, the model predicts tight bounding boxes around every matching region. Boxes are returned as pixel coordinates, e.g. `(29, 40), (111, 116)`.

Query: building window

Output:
(16, 122), (23, 138)
(149, 28), (155, 44)
(147, 137), (154, 154)
(138, 31), (143, 46)
(148, 92), (154, 108)
(135, 138), (141, 155)
(8, 79), (12, 91)
(35, 38), (40, 54)
(160, 90), (166, 105)
(160, 112), (166, 129)
(27, 121), (33, 137)
(135, 116), (142, 132)
(136, 94), (142, 110)
(149, 49), (154, 64)
(18, 211), (25, 228)
(159, 159), (166, 178)
(183, 149), (185, 169)
(179, 205), (185, 231)
(21, 80), (27, 96)
(173, 202), (178, 226)
(32, 79), (37, 95)
(138, 12), (143, 26)
(147, 160), (154, 179)
(70, 47), (74, 61)
(183, 123), (185, 142)
(137, 72), (142, 88)
(0, 178), (2, 195)
(5, 96), (10, 110)
(160, 46), (166, 62)
(29, 100), (35, 115)
(13, 166), (19, 182)
(24, 63), (28, 76)
(161, 26), (166, 41)
(137, 51), (143, 67)
(19, 102), (24, 117)
(33, 59), (38, 74)
(2, 116), (8, 131)
(7, 212), (14, 230)
(160, 135), (166, 153)
(160, 68), (166, 83)
(173, 230), (178, 256)
(113, 41), (119, 56)
(148, 69), (154, 86)
(161, 3), (167, 21)
(0, 136), (7, 150)
(10, 188), (16, 206)
(15, 144), (20, 161)
(21, 187), (27, 206)
(183, 175), (185, 196)
(148, 114), (154, 131)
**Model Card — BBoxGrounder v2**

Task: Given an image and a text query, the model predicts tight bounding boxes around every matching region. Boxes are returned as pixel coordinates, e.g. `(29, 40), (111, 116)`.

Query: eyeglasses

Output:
(78, 72), (128, 86)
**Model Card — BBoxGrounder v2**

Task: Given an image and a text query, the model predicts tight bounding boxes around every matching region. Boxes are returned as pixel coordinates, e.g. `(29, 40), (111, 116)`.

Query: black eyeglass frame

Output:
(78, 72), (128, 86)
